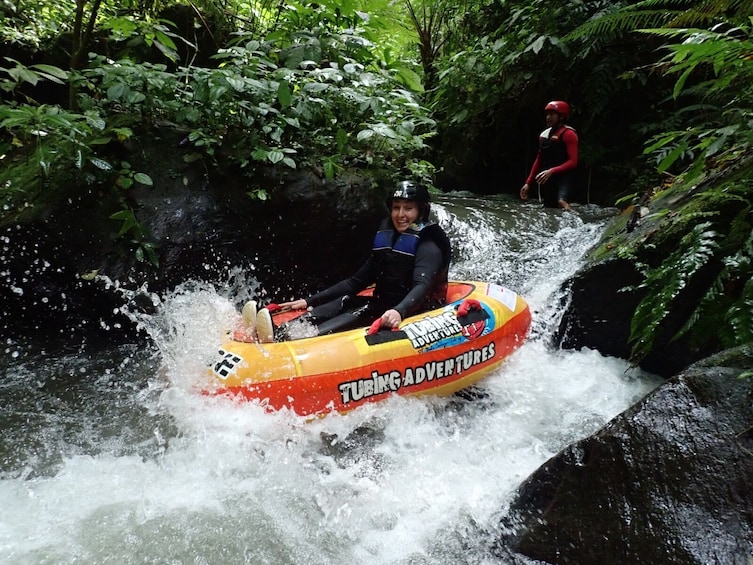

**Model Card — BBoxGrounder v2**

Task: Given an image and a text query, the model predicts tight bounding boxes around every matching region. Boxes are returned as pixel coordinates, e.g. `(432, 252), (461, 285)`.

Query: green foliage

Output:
(109, 206), (160, 267)
(1, 0), (222, 47)
(629, 221), (720, 361)
(58, 12), (434, 178)
(625, 166), (753, 363)
(432, 35), (507, 125)
(1, 58), (69, 97)
(101, 16), (182, 63)
(180, 31), (433, 174)
(430, 0), (574, 125)
(566, 0), (748, 42)
(640, 24), (753, 176)
(0, 1), (78, 46)
(566, 2), (753, 364)
(689, 216), (753, 347)
(114, 160), (154, 189)
(1, 0), (435, 269)
(76, 58), (180, 124)
(0, 103), (100, 184)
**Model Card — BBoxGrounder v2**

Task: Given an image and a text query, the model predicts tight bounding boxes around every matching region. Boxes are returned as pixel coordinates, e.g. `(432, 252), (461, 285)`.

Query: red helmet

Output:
(544, 100), (570, 120)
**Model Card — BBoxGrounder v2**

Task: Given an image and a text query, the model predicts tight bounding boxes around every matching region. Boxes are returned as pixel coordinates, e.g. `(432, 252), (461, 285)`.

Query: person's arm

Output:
(304, 257), (376, 307)
(387, 240), (444, 321)
(521, 141), (543, 199)
(524, 152), (542, 186)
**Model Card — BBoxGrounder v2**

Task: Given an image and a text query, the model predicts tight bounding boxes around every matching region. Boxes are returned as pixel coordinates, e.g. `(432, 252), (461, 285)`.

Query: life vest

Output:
(539, 125), (576, 172)
(371, 219), (451, 312)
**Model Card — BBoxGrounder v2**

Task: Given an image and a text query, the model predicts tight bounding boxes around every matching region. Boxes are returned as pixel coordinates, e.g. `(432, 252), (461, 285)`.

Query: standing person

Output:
(249, 180), (452, 340)
(520, 100), (578, 210)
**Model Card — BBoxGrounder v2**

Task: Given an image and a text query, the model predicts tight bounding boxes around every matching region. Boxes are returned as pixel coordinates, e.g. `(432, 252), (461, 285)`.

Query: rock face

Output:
(552, 208), (724, 378)
(553, 257), (642, 361)
(0, 129), (388, 340)
(494, 344), (753, 564)
(551, 255), (720, 378)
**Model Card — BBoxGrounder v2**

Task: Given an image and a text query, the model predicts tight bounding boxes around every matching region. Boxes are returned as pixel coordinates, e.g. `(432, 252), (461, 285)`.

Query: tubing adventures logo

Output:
(402, 309), (488, 350)
(402, 311), (461, 348)
(338, 341), (497, 405)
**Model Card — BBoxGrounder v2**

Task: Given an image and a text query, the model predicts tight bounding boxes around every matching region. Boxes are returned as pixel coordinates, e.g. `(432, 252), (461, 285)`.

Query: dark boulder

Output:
(494, 344), (753, 564)
(0, 128), (388, 341)
(552, 205), (725, 378)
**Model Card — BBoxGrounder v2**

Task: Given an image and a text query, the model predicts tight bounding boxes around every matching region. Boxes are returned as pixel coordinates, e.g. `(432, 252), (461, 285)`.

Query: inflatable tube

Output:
(205, 281), (531, 416)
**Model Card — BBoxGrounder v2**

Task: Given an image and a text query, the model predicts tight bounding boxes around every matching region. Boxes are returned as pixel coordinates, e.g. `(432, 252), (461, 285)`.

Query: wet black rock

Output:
(494, 343), (753, 564)
(552, 213), (723, 378)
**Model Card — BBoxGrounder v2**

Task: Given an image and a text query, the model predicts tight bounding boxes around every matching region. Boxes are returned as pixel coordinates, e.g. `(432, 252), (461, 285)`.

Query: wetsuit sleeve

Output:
(391, 240), (444, 319)
(305, 257), (377, 307)
(525, 150), (542, 186)
(549, 128), (579, 176)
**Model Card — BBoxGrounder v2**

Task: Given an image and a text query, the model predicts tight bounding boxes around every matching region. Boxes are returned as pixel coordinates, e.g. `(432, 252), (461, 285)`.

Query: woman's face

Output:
(390, 199), (420, 232)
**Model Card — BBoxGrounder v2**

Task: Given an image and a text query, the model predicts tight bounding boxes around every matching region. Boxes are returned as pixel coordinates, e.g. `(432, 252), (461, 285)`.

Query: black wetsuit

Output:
(290, 220), (451, 336)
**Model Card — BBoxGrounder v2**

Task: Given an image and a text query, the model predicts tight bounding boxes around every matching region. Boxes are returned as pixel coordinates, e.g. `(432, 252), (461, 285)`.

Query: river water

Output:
(0, 194), (661, 564)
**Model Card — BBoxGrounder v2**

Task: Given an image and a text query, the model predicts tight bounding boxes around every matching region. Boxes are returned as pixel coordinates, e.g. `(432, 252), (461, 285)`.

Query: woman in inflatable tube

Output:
(247, 180), (452, 342)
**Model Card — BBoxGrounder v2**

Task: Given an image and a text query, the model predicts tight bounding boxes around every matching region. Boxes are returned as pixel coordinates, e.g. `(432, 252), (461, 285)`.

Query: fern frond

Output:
(726, 202), (753, 247)
(630, 222), (720, 360)
(566, 10), (678, 41)
(673, 265), (726, 342)
(725, 287), (753, 345)
(630, 0), (713, 8)
(674, 221), (753, 348)
(631, 0), (753, 24)
(581, 59), (623, 114)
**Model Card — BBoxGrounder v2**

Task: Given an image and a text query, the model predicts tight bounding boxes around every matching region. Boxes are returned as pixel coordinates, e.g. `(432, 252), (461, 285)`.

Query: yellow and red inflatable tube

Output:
(206, 281), (531, 416)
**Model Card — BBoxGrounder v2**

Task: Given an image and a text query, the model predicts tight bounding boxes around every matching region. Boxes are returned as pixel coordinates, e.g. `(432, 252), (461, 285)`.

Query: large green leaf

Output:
(278, 81), (292, 108)
(395, 67), (423, 92)
(133, 172), (153, 186)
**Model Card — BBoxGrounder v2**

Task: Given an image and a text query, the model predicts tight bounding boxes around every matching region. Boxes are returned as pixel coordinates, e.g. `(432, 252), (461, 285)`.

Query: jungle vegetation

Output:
(1, 0), (752, 363)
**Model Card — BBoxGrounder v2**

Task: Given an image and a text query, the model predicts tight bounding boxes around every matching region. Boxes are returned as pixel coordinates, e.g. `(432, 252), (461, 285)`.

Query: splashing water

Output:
(0, 194), (660, 564)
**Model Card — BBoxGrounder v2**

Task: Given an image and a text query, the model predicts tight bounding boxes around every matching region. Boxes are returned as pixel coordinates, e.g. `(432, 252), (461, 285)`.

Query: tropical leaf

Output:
(630, 222), (720, 360)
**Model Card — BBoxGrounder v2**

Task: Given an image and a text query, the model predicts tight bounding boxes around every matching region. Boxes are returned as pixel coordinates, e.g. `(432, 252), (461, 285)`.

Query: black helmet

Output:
(389, 180), (430, 204)
(386, 180), (431, 221)
(386, 180), (430, 222)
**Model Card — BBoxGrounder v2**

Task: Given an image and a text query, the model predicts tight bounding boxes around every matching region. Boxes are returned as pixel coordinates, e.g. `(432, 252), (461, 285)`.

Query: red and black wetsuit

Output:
(525, 125), (579, 207)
